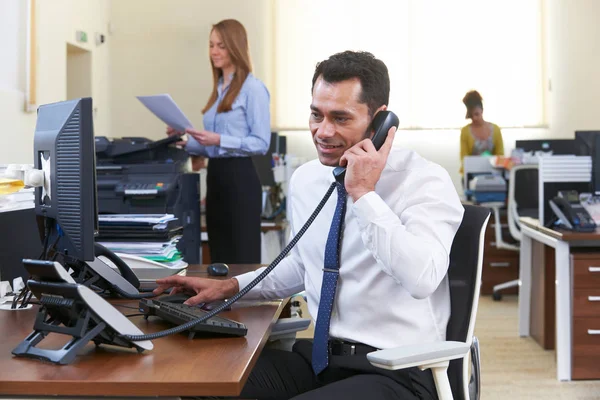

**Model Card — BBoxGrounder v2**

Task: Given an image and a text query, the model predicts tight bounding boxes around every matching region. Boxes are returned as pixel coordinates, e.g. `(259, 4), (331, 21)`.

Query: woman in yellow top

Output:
(460, 90), (504, 174)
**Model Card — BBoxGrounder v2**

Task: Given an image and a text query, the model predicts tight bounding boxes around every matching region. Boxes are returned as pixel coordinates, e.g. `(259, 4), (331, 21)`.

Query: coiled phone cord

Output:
(123, 181), (337, 341)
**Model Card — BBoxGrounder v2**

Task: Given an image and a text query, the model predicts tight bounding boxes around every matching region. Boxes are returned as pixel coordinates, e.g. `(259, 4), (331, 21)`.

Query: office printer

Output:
(468, 175), (507, 203)
(95, 135), (188, 214)
(95, 135), (201, 263)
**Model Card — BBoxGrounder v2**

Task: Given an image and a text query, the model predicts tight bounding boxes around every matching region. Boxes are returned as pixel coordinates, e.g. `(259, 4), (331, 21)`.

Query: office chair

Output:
(492, 165), (539, 301)
(367, 205), (490, 400)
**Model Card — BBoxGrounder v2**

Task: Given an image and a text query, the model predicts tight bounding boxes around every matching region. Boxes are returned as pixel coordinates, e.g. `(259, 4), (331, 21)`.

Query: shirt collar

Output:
(217, 72), (236, 95)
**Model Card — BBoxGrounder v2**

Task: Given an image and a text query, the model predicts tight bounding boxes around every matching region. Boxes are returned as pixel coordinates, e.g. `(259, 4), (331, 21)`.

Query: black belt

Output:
(328, 339), (377, 356)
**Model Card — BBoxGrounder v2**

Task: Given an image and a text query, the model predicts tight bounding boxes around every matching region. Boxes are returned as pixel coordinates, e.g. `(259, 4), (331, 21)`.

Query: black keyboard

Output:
(139, 298), (247, 338)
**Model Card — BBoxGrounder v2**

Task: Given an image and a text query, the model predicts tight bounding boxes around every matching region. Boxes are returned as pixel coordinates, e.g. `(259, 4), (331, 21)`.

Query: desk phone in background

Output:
(581, 194), (600, 225)
(333, 110), (400, 183)
(549, 190), (597, 232)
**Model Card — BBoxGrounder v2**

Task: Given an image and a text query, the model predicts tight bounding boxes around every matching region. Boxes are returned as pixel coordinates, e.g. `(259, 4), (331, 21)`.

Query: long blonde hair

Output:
(202, 19), (252, 114)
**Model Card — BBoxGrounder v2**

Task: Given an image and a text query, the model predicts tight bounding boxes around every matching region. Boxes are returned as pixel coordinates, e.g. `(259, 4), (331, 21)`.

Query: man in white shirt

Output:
(155, 51), (464, 400)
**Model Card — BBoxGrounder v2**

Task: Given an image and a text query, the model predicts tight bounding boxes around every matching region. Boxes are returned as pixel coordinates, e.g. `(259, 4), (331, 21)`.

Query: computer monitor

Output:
(33, 98), (98, 262)
(268, 132), (279, 155)
(574, 131), (600, 195)
(515, 139), (576, 155)
(267, 131), (287, 155)
(574, 131), (600, 156)
(252, 155), (276, 187)
(277, 135), (287, 155)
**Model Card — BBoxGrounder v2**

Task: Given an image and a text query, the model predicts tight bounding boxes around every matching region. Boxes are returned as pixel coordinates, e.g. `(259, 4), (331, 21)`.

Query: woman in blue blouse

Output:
(167, 19), (270, 264)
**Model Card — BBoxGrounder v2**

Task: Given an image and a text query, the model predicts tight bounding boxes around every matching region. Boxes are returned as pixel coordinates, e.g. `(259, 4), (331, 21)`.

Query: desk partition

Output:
(538, 156), (592, 226)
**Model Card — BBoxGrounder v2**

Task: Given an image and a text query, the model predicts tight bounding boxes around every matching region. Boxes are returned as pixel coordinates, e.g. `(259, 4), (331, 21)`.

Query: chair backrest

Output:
(507, 165), (539, 241)
(445, 205), (490, 400)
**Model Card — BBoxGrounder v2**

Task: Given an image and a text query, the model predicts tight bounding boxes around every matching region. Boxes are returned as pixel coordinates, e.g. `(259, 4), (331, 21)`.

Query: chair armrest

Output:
(270, 317), (311, 336)
(367, 341), (470, 370)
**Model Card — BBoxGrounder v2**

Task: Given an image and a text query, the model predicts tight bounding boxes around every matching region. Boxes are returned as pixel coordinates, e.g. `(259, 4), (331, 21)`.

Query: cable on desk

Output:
(125, 313), (146, 318)
(113, 304), (140, 310)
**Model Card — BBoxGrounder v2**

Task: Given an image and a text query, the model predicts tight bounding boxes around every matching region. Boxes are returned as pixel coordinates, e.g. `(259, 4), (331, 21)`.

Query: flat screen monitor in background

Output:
(515, 139), (576, 155)
(277, 135), (287, 155)
(268, 132), (286, 156)
(34, 97), (98, 262)
(575, 131), (600, 195)
(268, 132), (278, 154)
(253, 131), (281, 187)
(252, 155), (276, 187)
(574, 131), (600, 156)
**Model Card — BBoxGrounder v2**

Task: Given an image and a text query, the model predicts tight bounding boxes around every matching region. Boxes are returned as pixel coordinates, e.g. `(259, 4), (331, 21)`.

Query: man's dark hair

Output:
(311, 51), (390, 116)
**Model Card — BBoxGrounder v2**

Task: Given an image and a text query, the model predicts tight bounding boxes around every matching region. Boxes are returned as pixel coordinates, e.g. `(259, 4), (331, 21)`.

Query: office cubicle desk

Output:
(518, 217), (600, 381)
(0, 264), (285, 398)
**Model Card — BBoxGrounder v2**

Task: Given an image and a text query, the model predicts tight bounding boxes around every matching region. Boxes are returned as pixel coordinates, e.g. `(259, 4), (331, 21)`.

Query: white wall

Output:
(0, 0), (111, 164)
(0, 0), (34, 164)
(0, 1), (27, 93)
(108, 0), (273, 140)
(545, 0), (600, 137)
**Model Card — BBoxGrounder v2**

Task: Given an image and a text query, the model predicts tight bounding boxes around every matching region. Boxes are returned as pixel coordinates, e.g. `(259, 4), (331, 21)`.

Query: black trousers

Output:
(239, 340), (439, 400)
(206, 157), (262, 264)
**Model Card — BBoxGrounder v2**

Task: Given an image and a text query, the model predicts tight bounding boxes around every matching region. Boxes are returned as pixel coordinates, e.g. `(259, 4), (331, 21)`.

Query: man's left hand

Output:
(339, 127), (396, 201)
(185, 128), (221, 146)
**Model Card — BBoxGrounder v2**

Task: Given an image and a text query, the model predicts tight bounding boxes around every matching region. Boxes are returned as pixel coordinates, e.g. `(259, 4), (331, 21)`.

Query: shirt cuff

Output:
(185, 136), (205, 156)
(352, 191), (396, 231)
(220, 134), (242, 150)
(233, 271), (257, 292)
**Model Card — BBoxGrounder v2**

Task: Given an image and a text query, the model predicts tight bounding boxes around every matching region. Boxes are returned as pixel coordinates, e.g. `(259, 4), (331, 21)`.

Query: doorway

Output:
(66, 43), (92, 101)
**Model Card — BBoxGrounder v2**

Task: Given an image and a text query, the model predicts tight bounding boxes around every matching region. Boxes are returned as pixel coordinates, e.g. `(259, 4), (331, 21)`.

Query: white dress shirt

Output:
(235, 148), (464, 350)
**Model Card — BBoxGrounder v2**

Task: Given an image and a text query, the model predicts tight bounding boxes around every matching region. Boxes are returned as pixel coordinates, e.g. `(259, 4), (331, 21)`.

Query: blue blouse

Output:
(186, 73), (271, 158)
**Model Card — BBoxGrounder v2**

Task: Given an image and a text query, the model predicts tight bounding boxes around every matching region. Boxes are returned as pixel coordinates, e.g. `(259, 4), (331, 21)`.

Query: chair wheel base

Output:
(492, 292), (502, 301)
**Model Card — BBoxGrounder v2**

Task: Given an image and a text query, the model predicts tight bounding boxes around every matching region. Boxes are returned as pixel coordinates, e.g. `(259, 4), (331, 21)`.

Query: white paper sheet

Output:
(137, 94), (193, 132)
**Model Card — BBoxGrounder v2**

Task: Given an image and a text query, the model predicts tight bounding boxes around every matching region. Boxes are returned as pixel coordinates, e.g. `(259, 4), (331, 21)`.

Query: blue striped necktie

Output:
(312, 182), (347, 375)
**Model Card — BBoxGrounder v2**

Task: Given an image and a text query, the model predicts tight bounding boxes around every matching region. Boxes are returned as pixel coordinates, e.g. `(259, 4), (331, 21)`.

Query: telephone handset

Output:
(62, 243), (149, 298)
(333, 110), (400, 183)
(94, 243), (140, 288)
(548, 190), (596, 232)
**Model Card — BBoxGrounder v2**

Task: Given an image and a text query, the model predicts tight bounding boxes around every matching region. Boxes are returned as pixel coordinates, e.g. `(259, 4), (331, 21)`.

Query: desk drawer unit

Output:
(572, 317), (600, 380)
(573, 256), (600, 289)
(573, 290), (600, 318)
(480, 255), (519, 295)
(480, 216), (519, 295)
(571, 253), (600, 380)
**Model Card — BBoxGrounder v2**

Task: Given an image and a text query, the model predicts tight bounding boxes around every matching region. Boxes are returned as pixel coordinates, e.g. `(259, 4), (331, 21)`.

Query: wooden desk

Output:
(0, 264), (285, 398)
(518, 218), (600, 381)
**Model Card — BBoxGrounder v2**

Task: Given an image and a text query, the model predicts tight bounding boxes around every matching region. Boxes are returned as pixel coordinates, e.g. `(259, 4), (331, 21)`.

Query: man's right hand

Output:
(153, 276), (240, 306)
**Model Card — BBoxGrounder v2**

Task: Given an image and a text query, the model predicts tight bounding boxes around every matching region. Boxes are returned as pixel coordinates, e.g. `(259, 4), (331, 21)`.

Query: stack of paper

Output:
(100, 237), (183, 263)
(97, 214), (182, 242)
(97, 214), (185, 265)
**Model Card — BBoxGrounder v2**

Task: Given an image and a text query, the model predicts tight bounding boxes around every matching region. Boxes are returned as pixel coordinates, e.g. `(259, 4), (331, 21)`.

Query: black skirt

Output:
(205, 157), (262, 264)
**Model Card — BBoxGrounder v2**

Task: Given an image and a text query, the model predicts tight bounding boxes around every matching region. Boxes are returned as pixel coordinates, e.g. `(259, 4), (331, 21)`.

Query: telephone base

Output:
(12, 281), (151, 365)
(12, 310), (108, 365)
